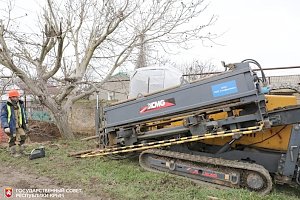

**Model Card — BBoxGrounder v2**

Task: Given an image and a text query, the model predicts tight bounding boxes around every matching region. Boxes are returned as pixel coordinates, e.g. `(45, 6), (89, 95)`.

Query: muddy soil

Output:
(0, 121), (111, 199)
(0, 163), (110, 200)
(27, 120), (61, 143)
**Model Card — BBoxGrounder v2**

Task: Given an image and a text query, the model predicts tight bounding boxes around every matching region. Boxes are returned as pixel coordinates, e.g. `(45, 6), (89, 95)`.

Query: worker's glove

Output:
(4, 128), (10, 134)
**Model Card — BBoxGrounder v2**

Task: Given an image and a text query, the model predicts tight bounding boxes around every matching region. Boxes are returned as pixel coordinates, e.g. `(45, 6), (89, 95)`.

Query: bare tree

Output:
(0, 76), (13, 99)
(135, 33), (147, 69)
(0, 0), (216, 139)
(179, 60), (218, 82)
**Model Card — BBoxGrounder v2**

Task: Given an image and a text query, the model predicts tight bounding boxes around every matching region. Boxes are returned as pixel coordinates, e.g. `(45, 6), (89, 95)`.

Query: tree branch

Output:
(56, 84), (76, 103)
(43, 23), (64, 80)
(47, 0), (59, 31)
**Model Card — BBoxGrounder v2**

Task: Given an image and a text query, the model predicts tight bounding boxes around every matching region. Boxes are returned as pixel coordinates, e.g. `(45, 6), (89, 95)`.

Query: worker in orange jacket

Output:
(0, 89), (28, 157)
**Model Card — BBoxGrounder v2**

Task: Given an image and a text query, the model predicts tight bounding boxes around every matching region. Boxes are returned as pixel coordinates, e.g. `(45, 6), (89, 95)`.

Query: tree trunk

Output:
(39, 95), (75, 139)
(52, 109), (74, 139)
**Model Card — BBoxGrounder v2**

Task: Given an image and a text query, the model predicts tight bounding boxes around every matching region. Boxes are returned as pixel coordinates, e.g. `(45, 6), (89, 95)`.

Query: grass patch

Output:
(0, 139), (300, 200)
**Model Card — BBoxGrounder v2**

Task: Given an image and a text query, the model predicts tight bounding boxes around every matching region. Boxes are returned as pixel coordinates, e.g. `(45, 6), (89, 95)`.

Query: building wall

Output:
(89, 74), (130, 102)
(99, 79), (129, 101)
(25, 100), (101, 135)
(69, 100), (97, 135)
(69, 100), (114, 135)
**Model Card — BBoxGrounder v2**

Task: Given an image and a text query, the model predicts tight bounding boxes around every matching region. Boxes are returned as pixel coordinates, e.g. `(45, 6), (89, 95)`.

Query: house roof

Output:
(108, 72), (130, 82)
(268, 75), (300, 93)
(268, 75), (300, 85)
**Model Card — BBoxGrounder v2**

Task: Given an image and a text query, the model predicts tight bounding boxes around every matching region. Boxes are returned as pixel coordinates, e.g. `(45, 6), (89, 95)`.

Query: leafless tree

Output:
(0, 0), (216, 138)
(135, 33), (147, 69)
(0, 76), (13, 99)
(179, 60), (218, 82)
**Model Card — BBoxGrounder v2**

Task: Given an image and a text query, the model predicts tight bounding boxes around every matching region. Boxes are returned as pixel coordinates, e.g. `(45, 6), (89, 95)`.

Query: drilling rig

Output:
(76, 60), (300, 194)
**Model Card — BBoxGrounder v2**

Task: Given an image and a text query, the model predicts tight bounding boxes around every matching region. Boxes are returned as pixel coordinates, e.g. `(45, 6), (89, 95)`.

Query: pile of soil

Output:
(27, 120), (61, 142)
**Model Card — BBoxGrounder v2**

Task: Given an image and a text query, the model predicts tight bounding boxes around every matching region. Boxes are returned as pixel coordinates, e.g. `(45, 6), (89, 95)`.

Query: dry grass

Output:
(0, 139), (299, 200)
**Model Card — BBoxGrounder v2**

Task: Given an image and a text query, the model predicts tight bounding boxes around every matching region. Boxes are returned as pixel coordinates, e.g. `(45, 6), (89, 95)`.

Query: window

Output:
(107, 91), (116, 100)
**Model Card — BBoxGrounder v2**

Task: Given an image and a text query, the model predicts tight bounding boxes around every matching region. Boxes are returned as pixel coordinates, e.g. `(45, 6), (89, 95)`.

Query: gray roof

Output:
(268, 75), (300, 85)
(267, 75), (300, 93)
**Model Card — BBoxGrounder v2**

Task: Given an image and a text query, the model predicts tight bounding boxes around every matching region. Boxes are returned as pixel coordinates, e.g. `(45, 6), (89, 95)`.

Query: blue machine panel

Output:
(211, 80), (238, 97)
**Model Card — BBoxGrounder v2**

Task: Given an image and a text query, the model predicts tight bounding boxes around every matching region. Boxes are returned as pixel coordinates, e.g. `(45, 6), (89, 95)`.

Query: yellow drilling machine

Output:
(75, 59), (300, 194)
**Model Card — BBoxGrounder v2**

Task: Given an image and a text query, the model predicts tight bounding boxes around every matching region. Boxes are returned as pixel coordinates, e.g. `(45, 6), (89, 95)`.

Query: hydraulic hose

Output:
(241, 59), (268, 86)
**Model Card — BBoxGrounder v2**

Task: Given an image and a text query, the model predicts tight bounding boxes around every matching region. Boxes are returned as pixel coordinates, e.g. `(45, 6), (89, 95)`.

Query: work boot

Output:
(9, 146), (21, 158)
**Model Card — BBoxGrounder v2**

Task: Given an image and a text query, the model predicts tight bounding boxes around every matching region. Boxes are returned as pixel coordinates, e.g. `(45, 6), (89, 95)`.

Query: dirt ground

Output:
(27, 120), (61, 142)
(0, 120), (61, 144)
(0, 163), (105, 200)
(0, 121), (110, 200)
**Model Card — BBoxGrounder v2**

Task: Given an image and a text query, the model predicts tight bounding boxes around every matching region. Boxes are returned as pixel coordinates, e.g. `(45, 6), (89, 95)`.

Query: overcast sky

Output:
(1, 0), (300, 76)
(171, 0), (300, 75)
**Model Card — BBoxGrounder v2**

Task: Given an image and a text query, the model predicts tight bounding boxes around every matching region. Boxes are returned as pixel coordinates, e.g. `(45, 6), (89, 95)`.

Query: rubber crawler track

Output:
(139, 149), (273, 195)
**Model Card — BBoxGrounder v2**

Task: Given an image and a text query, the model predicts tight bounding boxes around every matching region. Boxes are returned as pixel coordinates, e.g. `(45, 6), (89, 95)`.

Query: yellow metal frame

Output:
(202, 95), (297, 151)
(143, 95), (297, 151)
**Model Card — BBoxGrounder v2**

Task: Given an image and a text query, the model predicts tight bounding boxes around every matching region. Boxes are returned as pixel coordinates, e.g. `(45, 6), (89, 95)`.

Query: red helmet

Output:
(8, 89), (20, 98)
